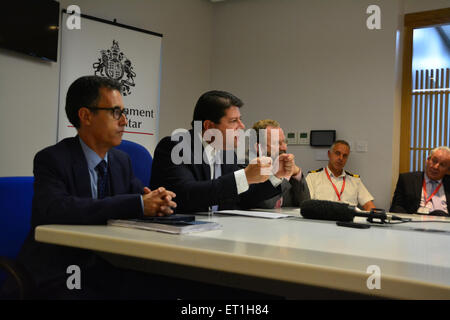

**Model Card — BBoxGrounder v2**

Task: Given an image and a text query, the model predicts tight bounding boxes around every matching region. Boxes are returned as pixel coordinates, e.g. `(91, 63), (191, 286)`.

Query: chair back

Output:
(0, 176), (34, 287)
(115, 140), (152, 186)
(0, 177), (34, 259)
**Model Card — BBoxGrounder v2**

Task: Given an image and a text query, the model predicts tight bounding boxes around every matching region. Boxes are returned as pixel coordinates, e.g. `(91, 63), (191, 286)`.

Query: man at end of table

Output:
(390, 146), (450, 215)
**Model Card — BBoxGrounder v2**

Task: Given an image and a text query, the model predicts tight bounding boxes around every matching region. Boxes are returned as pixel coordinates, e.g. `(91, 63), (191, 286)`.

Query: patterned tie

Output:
(274, 196), (283, 209)
(274, 182), (284, 208)
(95, 160), (109, 199)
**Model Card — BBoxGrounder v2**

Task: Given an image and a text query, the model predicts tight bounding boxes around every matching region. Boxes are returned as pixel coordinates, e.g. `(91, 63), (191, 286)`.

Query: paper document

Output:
(214, 210), (291, 219)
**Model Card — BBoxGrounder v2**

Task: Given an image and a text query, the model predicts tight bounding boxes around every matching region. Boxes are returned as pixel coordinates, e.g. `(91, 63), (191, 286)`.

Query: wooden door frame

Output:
(400, 8), (450, 173)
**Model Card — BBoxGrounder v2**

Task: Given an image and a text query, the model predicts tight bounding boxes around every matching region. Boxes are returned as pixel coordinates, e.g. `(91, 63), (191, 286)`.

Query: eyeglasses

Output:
(87, 107), (126, 120)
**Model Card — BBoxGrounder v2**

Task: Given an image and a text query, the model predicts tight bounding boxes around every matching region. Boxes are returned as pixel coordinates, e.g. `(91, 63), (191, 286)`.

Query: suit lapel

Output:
(189, 129), (211, 180)
(222, 150), (237, 175)
(281, 179), (291, 195)
(414, 172), (424, 204)
(444, 175), (450, 205)
(108, 150), (122, 195)
(70, 137), (93, 198)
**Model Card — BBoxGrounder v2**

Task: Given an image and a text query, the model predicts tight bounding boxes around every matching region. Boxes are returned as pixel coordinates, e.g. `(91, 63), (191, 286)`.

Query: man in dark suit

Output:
(9, 76), (176, 299)
(390, 147), (450, 215)
(151, 90), (297, 213)
(250, 119), (310, 209)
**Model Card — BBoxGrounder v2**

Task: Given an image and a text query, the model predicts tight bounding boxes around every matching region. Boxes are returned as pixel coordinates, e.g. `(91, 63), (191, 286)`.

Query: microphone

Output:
(428, 210), (448, 217)
(300, 200), (389, 222)
(300, 199), (354, 222)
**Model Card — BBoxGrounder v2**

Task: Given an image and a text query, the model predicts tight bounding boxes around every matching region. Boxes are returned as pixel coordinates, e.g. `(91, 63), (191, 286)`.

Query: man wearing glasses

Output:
(12, 75), (177, 299)
(390, 146), (450, 215)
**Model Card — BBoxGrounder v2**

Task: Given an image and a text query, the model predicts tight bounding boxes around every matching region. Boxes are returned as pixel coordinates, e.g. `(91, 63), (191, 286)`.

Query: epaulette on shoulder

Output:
(345, 170), (360, 178)
(308, 168), (324, 174)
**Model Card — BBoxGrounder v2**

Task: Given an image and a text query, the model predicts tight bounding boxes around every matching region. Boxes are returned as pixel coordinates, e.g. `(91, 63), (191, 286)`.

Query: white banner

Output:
(58, 12), (162, 154)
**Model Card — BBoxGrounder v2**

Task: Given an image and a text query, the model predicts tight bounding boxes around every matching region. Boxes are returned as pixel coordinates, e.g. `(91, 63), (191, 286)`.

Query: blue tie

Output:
(95, 160), (109, 199)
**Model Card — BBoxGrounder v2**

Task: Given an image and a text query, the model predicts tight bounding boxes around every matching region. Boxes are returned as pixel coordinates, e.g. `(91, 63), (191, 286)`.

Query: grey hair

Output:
(429, 146), (450, 157)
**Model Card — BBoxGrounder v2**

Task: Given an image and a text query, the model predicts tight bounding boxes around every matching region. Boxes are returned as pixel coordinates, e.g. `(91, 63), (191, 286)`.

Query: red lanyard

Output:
(325, 168), (346, 201)
(422, 179), (442, 205)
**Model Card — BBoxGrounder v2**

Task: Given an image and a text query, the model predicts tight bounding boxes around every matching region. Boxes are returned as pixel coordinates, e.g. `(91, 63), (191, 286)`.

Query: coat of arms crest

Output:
(93, 40), (136, 96)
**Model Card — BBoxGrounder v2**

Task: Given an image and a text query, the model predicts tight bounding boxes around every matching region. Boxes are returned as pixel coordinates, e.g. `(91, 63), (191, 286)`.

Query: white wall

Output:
(0, 0), (213, 176)
(210, 0), (400, 209)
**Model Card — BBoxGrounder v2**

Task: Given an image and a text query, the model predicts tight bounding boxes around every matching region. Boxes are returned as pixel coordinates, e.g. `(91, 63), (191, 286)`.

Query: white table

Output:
(35, 212), (450, 299)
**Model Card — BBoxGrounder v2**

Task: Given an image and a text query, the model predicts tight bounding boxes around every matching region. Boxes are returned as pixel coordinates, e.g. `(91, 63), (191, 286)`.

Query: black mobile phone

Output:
(336, 221), (371, 229)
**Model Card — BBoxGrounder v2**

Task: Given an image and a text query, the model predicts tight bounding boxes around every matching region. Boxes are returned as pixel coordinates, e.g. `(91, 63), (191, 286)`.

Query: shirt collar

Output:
(79, 136), (108, 171)
(199, 132), (222, 165)
(326, 166), (346, 178)
(425, 173), (442, 185)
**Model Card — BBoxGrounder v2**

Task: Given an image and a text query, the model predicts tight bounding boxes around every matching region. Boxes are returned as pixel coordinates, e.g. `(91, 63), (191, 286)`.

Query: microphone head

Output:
(300, 200), (355, 222)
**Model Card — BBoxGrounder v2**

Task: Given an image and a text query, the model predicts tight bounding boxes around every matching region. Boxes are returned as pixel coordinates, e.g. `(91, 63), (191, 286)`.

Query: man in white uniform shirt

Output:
(305, 140), (376, 211)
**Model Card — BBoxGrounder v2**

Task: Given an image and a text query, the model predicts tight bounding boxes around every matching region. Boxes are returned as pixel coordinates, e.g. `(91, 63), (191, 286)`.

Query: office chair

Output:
(115, 139), (153, 186)
(0, 176), (35, 299)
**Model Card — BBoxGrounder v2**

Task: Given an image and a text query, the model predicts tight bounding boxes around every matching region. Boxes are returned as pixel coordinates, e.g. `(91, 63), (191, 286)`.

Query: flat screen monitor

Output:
(0, 1), (60, 62)
(310, 130), (336, 147)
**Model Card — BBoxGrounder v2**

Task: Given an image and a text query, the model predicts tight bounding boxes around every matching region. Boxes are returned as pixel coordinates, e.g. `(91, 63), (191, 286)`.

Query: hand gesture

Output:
(274, 153), (296, 179)
(142, 187), (177, 216)
(244, 157), (272, 184)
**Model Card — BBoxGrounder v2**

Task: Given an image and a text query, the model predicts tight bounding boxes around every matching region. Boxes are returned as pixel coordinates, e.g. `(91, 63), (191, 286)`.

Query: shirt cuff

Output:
(269, 175), (283, 187)
(234, 169), (249, 194)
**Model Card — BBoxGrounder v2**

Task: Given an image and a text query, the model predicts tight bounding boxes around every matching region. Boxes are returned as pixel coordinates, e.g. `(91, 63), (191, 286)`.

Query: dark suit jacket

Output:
(150, 129), (281, 213)
(390, 171), (450, 214)
(17, 136), (145, 288)
(256, 173), (310, 209)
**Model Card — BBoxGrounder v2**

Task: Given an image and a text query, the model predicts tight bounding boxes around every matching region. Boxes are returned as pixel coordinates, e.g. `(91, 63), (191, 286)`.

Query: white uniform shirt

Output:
(305, 166), (374, 207)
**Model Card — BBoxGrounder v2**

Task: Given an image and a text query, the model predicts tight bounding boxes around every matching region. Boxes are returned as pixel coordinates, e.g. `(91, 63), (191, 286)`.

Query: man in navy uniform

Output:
(305, 140), (375, 211)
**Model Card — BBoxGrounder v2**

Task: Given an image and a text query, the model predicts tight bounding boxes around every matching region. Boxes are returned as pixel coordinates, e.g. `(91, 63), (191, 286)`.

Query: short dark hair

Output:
(65, 75), (122, 128)
(191, 90), (243, 127)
